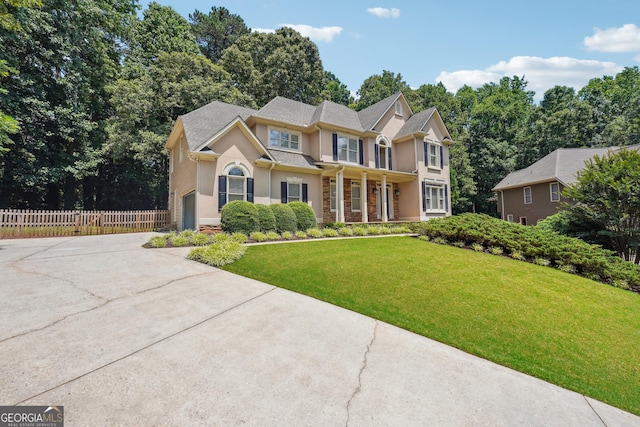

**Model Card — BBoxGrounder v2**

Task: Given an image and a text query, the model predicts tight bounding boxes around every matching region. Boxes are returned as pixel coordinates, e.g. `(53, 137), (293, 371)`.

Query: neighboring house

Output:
(165, 92), (453, 231)
(493, 144), (640, 225)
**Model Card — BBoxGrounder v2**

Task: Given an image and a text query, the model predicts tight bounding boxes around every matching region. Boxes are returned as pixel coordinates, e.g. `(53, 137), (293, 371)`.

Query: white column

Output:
(361, 172), (368, 223)
(382, 174), (388, 222)
(338, 171), (345, 223)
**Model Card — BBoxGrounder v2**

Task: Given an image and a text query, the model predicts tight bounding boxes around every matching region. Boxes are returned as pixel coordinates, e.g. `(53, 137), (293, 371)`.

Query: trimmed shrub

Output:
(367, 225), (382, 235)
(295, 231), (307, 239)
(221, 200), (260, 234)
(288, 202), (317, 231)
(190, 233), (210, 246)
(148, 235), (167, 248)
(187, 240), (246, 267)
(266, 231), (280, 241)
(231, 232), (248, 244)
(250, 231), (267, 242)
(270, 204), (297, 233)
(352, 226), (368, 236)
(322, 228), (339, 237)
(307, 228), (323, 238)
(255, 204), (276, 232)
(281, 231), (293, 240)
(325, 222), (346, 229)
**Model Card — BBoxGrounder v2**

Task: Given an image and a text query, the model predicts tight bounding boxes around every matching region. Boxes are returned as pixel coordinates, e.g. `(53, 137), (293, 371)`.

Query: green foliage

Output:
(322, 228), (339, 237)
(307, 228), (323, 238)
(189, 6), (250, 63)
(295, 231), (307, 239)
(338, 227), (354, 236)
(489, 246), (504, 255)
(231, 232), (248, 244)
(281, 231), (293, 240)
(355, 70), (410, 110)
(562, 148), (640, 264)
(190, 232), (210, 246)
(288, 201), (317, 231)
(265, 231), (280, 241)
(254, 204), (276, 232)
(220, 200), (260, 234)
(367, 225), (382, 235)
(212, 232), (230, 243)
(179, 229), (195, 238)
(249, 231), (267, 242)
(170, 235), (190, 247)
(187, 239), (246, 267)
(148, 235), (167, 248)
(471, 242), (483, 252)
(324, 221), (346, 229)
(269, 204), (297, 233)
(320, 71), (351, 105)
(416, 213), (640, 291)
(352, 226), (368, 236)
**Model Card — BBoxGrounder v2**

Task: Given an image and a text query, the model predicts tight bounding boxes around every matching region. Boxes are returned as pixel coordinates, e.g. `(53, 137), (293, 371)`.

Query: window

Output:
(507, 214), (514, 222)
(425, 140), (441, 169)
(351, 181), (361, 212)
(520, 217), (528, 226)
(424, 185), (445, 211)
(376, 139), (392, 170)
(287, 183), (301, 203)
(395, 100), (403, 116)
(338, 135), (359, 163)
(330, 179), (337, 211)
(269, 128), (300, 151)
(227, 167), (246, 202)
(523, 187), (532, 204)
(550, 182), (560, 202)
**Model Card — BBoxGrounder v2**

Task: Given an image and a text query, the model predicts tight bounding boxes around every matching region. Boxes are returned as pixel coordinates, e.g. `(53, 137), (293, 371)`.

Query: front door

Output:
(182, 192), (196, 230)
(376, 184), (394, 220)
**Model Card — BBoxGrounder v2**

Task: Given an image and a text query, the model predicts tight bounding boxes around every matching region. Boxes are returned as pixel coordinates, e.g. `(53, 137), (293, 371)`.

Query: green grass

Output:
(224, 237), (640, 415)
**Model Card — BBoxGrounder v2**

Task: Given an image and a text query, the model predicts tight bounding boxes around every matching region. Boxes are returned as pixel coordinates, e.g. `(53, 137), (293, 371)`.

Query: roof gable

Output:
(311, 100), (364, 132)
(357, 92), (404, 131)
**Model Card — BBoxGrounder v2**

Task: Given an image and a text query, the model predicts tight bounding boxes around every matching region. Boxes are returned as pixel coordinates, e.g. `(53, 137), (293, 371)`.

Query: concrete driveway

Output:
(1, 233), (638, 426)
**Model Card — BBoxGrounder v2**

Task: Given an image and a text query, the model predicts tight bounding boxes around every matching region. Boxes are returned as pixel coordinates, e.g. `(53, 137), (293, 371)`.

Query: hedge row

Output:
(411, 213), (640, 292)
(221, 201), (317, 234)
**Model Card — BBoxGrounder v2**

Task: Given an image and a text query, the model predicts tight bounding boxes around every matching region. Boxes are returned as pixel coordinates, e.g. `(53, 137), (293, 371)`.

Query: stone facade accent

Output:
(321, 176), (398, 223)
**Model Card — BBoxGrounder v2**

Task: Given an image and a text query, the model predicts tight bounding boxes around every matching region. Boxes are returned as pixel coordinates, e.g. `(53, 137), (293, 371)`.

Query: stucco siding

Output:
(169, 133), (197, 229)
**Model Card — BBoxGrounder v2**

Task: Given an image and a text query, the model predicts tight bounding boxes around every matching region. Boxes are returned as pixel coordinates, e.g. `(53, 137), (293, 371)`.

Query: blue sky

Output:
(148, 0), (640, 101)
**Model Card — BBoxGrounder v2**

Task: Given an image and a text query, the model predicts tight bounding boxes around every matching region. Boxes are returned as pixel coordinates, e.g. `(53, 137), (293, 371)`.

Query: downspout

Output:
(500, 190), (505, 220)
(268, 162), (276, 203)
(315, 125), (323, 161)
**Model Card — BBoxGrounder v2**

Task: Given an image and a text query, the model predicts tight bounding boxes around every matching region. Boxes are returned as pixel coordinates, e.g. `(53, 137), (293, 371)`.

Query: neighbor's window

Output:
(330, 179), (337, 211)
(351, 181), (361, 212)
(507, 214), (514, 222)
(228, 167), (246, 202)
(269, 128), (300, 151)
(550, 182), (560, 202)
(425, 185), (445, 211)
(523, 186), (532, 204)
(338, 135), (359, 163)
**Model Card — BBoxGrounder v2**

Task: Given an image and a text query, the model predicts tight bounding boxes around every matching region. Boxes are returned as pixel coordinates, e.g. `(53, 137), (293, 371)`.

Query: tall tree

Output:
(563, 148), (640, 264)
(320, 71), (351, 106)
(105, 52), (256, 209)
(354, 70), (410, 110)
(0, 0), (136, 209)
(189, 6), (249, 63)
(220, 27), (324, 106)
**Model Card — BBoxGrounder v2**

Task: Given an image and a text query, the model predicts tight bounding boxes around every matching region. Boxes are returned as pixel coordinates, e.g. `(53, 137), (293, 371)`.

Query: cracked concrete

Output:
(1, 233), (639, 426)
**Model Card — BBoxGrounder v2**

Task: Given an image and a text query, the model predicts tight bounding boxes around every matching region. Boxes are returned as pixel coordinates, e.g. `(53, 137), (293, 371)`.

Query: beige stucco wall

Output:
(270, 170), (323, 220)
(168, 132), (197, 229)
(394, 140), (416, 172)
(397, 179), (422, 221)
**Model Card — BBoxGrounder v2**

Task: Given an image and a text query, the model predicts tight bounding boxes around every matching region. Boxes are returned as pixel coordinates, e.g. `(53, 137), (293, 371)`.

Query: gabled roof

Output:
(357, 92), (403, 131)
(395, 107), (437, 140)
(492, 147), (611, 191)
(311, 100), (364, 132)
(252, 96), (317, 127)
(181, 101), (256, 151)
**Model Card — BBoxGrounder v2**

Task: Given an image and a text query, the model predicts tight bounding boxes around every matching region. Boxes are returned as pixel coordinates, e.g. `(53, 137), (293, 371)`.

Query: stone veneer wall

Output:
(322, 176), (398, 223)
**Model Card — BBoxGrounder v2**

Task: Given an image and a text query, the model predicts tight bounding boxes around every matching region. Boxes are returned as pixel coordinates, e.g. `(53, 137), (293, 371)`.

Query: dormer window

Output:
(395, 100), (403, 116)
(269, 127), (300, 151)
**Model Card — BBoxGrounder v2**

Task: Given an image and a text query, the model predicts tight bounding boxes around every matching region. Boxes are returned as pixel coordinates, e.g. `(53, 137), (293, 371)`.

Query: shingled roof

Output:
(181, 101), (256, 151)
(395, 107), (437, 140)
(311, 100), (364, 132)
(252, 96), (317, 127)
(357, 92), (402, 131)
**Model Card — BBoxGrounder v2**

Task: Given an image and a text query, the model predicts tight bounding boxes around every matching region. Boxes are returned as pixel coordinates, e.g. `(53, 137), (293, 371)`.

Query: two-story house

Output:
(165, 92), (453, 230)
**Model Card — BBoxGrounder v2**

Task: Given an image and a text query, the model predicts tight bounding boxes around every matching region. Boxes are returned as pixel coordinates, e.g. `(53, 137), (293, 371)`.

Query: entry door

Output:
(183, 192), (196, 230)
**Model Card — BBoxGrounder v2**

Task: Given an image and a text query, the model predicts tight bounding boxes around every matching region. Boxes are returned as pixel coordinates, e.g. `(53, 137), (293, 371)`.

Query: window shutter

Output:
(332, 133), (338, 161)
(359, 139), (364, 165)
(444, 184), (449, 212)
(218, 175), (227, 211)
(302, 183), (308, 203)
(388, 147), (392, 171)
(247, 178), (254, 203)
(375, 143), (380, 168)
(424, 142), (428, 165)
(421, 181), (427, 211)
(440, 145), (444, 169)
(281, 181), (288, 204)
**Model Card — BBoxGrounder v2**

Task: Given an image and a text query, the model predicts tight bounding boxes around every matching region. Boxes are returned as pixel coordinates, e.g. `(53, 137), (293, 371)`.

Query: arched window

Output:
(375, 137), (392, 170)
(218, 164), (253, 211)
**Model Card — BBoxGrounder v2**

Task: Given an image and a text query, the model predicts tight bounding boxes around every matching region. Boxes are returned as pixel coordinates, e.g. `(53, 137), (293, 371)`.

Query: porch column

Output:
(361, 172), (368, 223)
(382, 174), (388, 222)
(338, 169), (345, 223)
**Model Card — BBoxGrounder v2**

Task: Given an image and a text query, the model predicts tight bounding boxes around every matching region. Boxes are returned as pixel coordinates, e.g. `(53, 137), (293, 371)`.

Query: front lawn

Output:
(224, 236), (640, 415)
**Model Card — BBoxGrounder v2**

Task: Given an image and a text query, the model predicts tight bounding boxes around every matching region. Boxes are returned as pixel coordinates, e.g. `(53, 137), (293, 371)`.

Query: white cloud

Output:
(584, 24), (640, 53)
(253, 28), (275, 34)
(367, 7), (401, 18)
(437, 56), (622, 101)
(279, 24), (343, 43)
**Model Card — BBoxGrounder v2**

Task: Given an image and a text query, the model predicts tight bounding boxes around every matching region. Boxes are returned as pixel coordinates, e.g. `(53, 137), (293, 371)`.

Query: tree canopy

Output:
(189, 6), (250, 63)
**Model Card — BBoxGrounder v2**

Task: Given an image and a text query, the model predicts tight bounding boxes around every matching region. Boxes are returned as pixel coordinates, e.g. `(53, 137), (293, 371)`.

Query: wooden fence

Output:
(0, 209), (171, 238)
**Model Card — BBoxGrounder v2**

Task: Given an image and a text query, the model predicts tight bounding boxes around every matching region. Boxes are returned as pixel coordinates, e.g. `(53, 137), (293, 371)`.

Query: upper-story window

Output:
(338, 135), (359, 163)
(375, 138), (392, 170)
(227, 167), (246, 202)
(523, 186), (532, 204)
(269, 127), (300, 151)
(550, 182), (560, 202)
(395, 100), (403, 116)
(425, 140), (442, 169)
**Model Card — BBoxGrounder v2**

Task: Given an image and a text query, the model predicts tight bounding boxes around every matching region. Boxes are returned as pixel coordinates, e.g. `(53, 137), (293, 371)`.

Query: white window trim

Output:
(523, 186), (532, 204)
(424, 183), (446, 212)
(550, 182), (560, 202)
(330, 179), (337, 212)
(268, 126), (301, 152)
(287, 182), (302, 203)
(507, 214), (514, 222)
(376, 136), (390, 170)
(426, 139), (441, 170)
(395, 100), (403, 116)
(223, 162), (251, 203)
(337, 134), (360, 164)
(351, 181), (361, 212)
